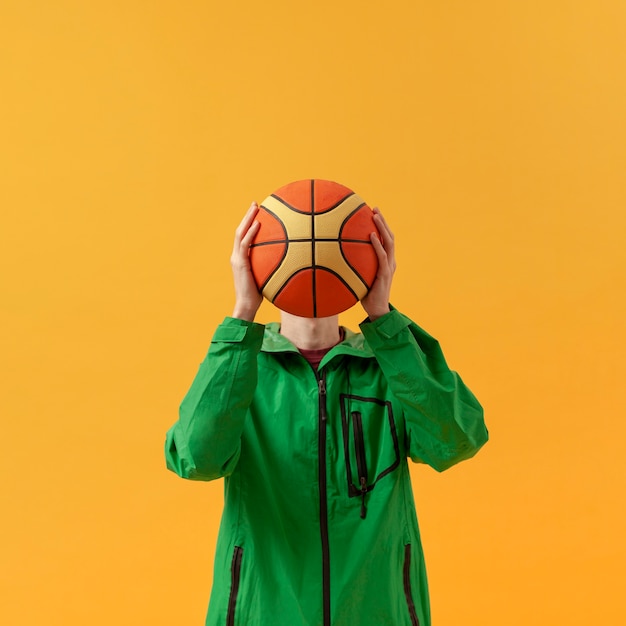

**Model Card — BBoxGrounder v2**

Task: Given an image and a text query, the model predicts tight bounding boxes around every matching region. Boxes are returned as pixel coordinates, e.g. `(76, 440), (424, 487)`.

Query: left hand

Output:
(361, 207), (396, 321)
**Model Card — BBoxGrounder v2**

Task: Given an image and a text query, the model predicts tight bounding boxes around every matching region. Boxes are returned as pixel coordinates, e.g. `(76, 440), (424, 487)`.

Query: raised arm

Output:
(360, 209), (488, 471)
(165, 204), (264, 480)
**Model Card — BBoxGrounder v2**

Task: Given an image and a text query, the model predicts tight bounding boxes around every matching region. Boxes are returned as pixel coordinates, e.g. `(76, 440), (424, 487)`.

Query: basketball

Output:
(249, 179), (379, 317)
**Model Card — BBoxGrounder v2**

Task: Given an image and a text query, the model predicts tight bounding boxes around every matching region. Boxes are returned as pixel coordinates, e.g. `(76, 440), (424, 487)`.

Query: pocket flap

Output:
(212, 326), (248, 343)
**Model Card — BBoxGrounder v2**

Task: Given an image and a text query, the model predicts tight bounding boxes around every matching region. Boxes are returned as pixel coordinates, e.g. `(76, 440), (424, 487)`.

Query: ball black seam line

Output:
(250, 240), (288, 248)
(268, 193), (311, 215)
(312, 265), (360, 306)
(311, 179), (317, 318)
(316, 237), (372, 243)
(271, 267), (315, 317)
(250, 205), (289, 292)
(250, 205), (289, 247)
(315, 190), (355, 214)
(270, 266), (358, 315)
(258, 204), (289, 242)
(337, 202), (368, 238)
(339, 240), (371, 292)
(337, 202), (374, 291)
(251, 238), (371, 247)
(252, 206), (289, 292)
(258, 240), (290, 292)
(269, 188), (355, 216)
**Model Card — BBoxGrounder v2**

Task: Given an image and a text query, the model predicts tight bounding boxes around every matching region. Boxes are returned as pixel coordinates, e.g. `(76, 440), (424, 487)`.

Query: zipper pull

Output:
(359, 476), (367, 519)
(318, 376), (327, 422)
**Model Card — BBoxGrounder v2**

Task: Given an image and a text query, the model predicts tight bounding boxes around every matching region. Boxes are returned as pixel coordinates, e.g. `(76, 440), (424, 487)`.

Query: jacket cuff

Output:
(212, 317), (265, 345)
(359, 307), (411, 348)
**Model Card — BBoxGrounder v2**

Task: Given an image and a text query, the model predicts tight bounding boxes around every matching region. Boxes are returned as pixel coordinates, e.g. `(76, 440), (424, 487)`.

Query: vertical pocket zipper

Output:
(352, 411), (369, 519)
(226, 546), (243, 626)
(403, 544), (420, 626)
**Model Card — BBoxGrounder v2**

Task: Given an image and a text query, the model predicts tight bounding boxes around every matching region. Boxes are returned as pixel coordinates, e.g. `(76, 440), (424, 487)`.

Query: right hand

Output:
(231, 202), (263, 321)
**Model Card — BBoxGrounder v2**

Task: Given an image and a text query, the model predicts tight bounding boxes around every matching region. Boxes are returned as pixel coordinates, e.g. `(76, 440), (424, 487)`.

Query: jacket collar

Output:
(261, 322), (374, 359)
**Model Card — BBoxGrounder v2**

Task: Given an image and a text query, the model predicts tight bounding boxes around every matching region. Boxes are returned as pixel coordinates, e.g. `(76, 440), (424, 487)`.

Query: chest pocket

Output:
(340, 394), (401, 518)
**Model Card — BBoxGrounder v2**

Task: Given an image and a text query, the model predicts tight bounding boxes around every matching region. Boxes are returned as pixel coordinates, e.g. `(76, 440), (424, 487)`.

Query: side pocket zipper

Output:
(403, 544), (420, 626)
(352, 411), (369, 519)
(226, 546), (243, 626)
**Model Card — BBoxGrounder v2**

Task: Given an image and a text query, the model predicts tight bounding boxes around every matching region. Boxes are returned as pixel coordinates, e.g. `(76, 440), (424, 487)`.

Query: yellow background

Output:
(1, 1), (625, 624)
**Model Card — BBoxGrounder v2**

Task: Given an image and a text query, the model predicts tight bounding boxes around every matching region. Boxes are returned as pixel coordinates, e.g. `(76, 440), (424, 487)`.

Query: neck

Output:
(279, 311), (340, 350)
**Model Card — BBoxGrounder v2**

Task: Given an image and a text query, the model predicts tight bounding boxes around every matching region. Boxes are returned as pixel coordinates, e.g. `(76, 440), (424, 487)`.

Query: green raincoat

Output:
(165, 309), (488, 626)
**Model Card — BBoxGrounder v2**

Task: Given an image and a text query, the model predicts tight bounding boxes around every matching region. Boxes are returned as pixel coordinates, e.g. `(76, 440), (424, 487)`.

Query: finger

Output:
(372, 206), (391, 230)
(372, 213), (394, 253)
(370, 231), (389, 269)
(372, 209), (393, 240)
(235, 202), (259, 241)
(372, 207), (394, 239)
(240, 219), (261, 249)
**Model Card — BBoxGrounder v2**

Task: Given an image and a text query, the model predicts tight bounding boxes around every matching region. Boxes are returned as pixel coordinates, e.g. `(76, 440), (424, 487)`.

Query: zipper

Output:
(403, 544), (420, 626)
(226, 546), (243, 626)
(352, 411), (369, 519)
(317, 371), (331, 626)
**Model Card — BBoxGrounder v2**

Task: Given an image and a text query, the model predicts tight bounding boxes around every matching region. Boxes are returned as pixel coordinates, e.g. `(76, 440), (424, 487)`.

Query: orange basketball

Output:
(250, 179), (379, 317)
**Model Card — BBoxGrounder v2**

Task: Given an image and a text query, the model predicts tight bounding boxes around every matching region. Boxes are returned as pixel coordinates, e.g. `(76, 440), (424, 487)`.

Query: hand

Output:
(231, 202), (263, 321)
(361, 208), (396, 321)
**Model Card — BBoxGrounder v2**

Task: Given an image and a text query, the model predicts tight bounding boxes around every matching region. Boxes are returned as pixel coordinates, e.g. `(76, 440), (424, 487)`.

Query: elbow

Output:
(165, 451), (198, 480)
(186, 439), (241, 480)
(409, 416), (489, 473)
(442, 420), (489, 471)
(165, 432), (240, 482)
(430, 436), (488, 472)
(165, 433), (202, 480)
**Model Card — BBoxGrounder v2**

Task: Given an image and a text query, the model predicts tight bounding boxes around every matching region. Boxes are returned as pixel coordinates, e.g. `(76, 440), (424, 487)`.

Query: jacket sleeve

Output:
(360, 308), (488, 472)
(164, 317), (265, 481)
